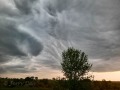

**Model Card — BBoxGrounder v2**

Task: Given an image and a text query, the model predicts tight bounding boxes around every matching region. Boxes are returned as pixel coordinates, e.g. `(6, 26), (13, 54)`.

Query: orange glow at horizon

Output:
(1, 70), (120, 81)
(93, 71), (120, 81)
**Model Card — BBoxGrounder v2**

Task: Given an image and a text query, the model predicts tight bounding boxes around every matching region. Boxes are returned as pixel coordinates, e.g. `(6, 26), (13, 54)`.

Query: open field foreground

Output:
(1, 77), (120, 90)
(0, 88), (49, 90)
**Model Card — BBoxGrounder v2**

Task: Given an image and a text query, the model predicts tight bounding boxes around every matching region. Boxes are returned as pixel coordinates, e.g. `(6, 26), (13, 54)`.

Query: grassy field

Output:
(0, 87), (50, 90)
(1, 78), (120, 90)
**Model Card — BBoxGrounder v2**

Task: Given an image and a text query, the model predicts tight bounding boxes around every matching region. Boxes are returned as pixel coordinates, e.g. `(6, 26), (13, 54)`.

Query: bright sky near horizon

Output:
(1, 71), (120, 81)
(0, 0), (120, 81)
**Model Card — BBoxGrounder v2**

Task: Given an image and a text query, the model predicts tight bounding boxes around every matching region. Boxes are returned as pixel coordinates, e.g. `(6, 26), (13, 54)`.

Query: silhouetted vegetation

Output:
(61, 47), (92, 90)
(1, 77), (120, 90)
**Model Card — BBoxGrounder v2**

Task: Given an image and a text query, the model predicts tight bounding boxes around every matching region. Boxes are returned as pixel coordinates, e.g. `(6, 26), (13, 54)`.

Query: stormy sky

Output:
(0, 0), (120, 77)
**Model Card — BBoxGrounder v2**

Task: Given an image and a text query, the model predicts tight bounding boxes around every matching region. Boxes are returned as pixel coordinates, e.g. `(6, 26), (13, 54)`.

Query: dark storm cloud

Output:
(0, 20), (43, 55)
(0, 64), (37, 74)
(14, 0), (37, 14)
(0, 2), (43, 67)
(0, 0), (44, 74)
(0, 0), (120, 74)
(0, 55), (13, 64)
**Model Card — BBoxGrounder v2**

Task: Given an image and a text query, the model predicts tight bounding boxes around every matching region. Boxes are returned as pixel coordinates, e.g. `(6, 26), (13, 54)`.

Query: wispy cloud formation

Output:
(0, 0), (120, 75)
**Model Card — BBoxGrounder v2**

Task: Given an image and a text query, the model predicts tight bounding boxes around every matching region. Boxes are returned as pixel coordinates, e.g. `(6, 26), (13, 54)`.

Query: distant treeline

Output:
(0, 77), (120, 90)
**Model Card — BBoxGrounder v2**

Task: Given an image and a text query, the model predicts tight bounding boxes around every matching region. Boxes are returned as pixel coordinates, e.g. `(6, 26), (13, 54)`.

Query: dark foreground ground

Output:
(1, 82), (120, 90)
(0, 87), (49, 90)
(1, 77), (120, 90)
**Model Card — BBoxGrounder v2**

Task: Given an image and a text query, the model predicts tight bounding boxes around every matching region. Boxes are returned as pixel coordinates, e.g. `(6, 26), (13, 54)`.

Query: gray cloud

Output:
(0, 1), (43, 73)
(0, 0), (18, 16)
(43, 0), (120, 72)
(0, 19), (43, 56)
(0, 0), (120, 74)
(14, 0), (37, 15)
(0, 64), (37, 74)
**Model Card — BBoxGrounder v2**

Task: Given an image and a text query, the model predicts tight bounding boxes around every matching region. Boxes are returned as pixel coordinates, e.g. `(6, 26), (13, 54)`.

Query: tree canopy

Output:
(61, 47), (92, 81)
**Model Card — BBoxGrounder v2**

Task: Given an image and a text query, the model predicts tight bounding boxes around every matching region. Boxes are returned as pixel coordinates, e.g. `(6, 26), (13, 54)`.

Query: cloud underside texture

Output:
(0, 0), (120, 74)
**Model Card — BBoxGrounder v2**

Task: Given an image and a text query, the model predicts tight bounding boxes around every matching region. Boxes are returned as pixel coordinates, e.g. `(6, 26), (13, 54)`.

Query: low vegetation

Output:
(0, 77), (120, 90)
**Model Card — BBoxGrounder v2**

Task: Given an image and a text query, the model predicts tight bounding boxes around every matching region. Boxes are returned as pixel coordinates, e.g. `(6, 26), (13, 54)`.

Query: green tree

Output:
(61, 47), (92, 90)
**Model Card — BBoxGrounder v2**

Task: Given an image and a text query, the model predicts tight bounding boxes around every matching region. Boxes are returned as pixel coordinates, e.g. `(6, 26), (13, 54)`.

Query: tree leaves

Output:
(61, 47), (92, 80)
